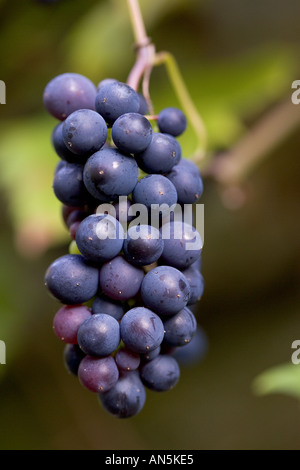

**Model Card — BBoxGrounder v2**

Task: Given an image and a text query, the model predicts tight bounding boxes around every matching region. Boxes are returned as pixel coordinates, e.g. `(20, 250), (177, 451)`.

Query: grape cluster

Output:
(43, 72), (206, 419)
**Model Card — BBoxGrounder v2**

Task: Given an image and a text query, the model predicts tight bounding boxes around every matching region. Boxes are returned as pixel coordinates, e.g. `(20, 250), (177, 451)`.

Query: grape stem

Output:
(126, 0), (207, 158)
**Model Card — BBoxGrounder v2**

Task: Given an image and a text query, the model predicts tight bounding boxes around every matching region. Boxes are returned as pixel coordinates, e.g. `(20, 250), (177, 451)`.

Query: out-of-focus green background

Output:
(0, 0), (300, 450)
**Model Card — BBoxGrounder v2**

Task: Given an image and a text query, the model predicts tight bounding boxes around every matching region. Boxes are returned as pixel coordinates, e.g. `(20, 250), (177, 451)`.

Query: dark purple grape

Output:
(120, 307), (164, 354)
(77, 314), (120, 357)
(157, 107), (187, 137)
(173, 326), (208, 367)
(63, 344), (86, 376)
(53, 304), (92, 344)
(115, 347), (140, 372)
(135, 132), (181, 174)
(99, 371), (146, 418)
(141, 265), (190, 316)
(99, 255), (144, 301)
(92, 294), (124, 321)
(43, 73), (97, 120)
(123, 224), (164, 266)
(140, 355), (180, 392)
(95, 81), (140, 125)
(162, 307), (197, 347)
(78, 355), (119, 393)
(62, 109), (107, 157)
(44, 254), (99, 305)
(160, 221), (202, 270)
(75, 213), (124, 263)
(83, 147), (139, 201)
(132, 175), (178, 213)
(52, 123), (79, 163)
(97, 78), (119, 92)
(112, 113), (152, 154)
(53, 161), (91, 207)
(165, 158), (203, 205)
(182, 262), (204, 305)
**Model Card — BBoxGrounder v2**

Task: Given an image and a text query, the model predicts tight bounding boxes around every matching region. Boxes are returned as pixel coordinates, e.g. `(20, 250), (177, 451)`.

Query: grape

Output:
(44, 254), (99, 305)
(157, 107), (187, 137)
(140, 355), (180, 392)
(53, 304), (92, 344)
(78, 355), (119, 393)
(137, 93), (149, 115)
(166, 158), (204, 205)
(62, 109), (107, 157)
(75, 213), (124, 263)
(43, 73), (97, 120)
(141, 265), (190, 316)
(111, 113), (152, 154)
(77, 314), (120, 357)
(160, 221), (202, 270)
(83, 147), (139, 201)
(140, 345), (161, 363)
(132, 175), (178, 213)
(53, 161), (91, 207)
(182, 263), (204, 305)
(63, 344), (86, 376)
(115, 347), (141, 372)
(162, 307), (197, 347)
(112, 197), (135, 225)
(120, 306), (165, 354)
(97, 78), (119, 92)
(123, 224), (164, 266)
(52, 123), (79, 163)
(95, 81), (140, 125)
(135, 132), (181, 174)
(92, 293), (124, 321)
(99, 371), (146, 419)
(99, 256), (144, 301)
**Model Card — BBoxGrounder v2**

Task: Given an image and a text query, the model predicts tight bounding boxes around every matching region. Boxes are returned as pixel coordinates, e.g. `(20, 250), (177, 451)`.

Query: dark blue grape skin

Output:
(62, 109), (107, 157)
(165, 158), (204, 205)
(83, 147), (139, 201)
(141, 265), (190, 316)
(157, 107), (187, 137)
(92, 294), (124, 321)
(182, 262), (204, 305)
(123, 225), (164, 267)
(99, 256), (144, 301)
(43, 73), (97, 121)
(162, 307), (197, 347)
(77, 314), (120, 357)
(140, 345), (161, 363)
(173, 326), (208, 367)
(78, 355), (119, 393)
(44, 254), (99, 305)
(132, 175), (178, 212)
(99, 371), (146, 418)
(120, 307), (165, 354)
(160, 221), (202, 270)
(135, 132), (181, 174)
(75, 213), (124, 263)
(139, 355), (180, 392)
(115, 347), (141, 372)
(138, 93), (149, 115)
(95, 81), (140, 125)
(97, 78), (119, 92)
(53, 304), (92, 344)
(52, 123), (80, 163)
(53, 161), (92, 207)
(112, 197), (135, 224)
(63, 344), (86, 376)
(111, 113), (152, 154)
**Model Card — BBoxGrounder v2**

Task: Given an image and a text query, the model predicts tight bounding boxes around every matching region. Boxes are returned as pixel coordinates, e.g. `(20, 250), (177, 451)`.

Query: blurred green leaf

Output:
(0, 116), (68, 256)
(253, 363), (300, 400)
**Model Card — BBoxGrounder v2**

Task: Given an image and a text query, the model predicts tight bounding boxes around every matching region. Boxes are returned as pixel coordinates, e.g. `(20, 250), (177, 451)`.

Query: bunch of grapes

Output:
(43, 72), (206, 418)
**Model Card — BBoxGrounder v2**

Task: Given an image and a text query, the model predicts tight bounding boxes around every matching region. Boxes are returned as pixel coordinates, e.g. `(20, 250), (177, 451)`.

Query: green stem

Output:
(154, 51), (207, 164)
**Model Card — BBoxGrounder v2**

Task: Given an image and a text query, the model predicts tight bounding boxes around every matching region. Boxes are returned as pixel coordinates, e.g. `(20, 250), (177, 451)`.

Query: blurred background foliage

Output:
(0, 0), (299, 450)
